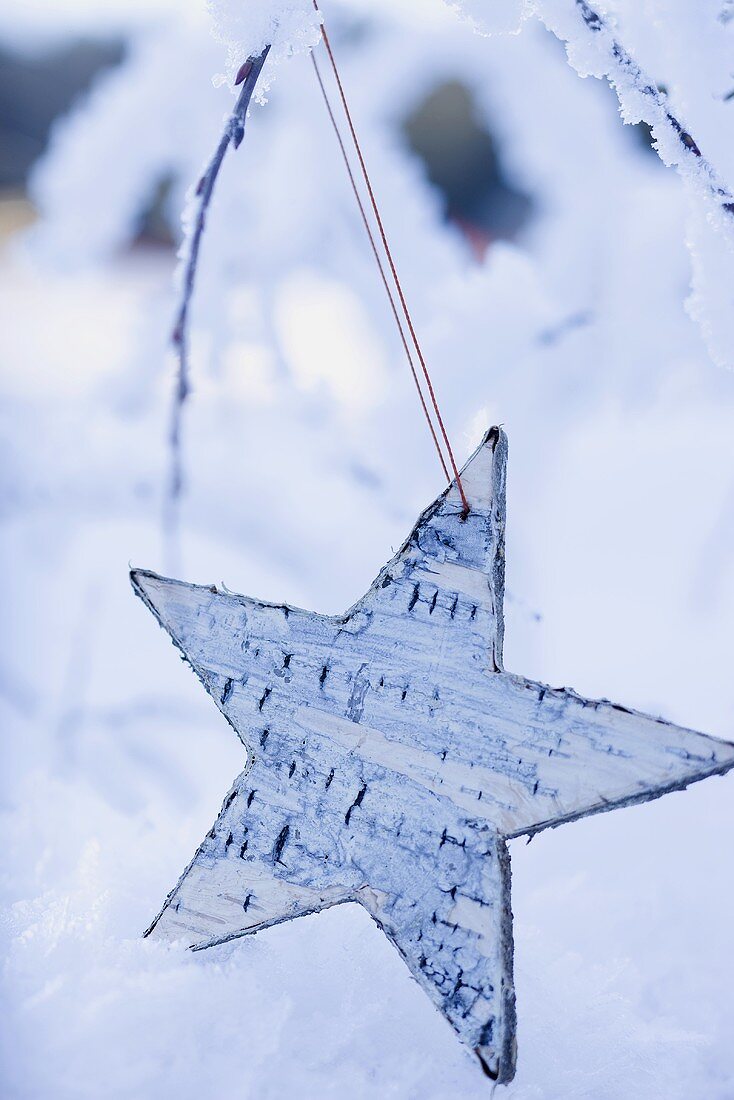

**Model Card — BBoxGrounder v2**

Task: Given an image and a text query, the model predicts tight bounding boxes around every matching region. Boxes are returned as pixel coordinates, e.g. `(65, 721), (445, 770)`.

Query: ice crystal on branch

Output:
(208, 0), (321, 81)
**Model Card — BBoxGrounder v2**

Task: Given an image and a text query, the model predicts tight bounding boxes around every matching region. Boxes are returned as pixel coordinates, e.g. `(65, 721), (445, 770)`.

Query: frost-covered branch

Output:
(168, 46), (270, 512)
(538, 0), (734, 218)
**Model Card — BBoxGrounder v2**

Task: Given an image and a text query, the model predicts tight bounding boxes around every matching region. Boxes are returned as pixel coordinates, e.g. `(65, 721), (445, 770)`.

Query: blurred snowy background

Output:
(1, 1), (734, 1097)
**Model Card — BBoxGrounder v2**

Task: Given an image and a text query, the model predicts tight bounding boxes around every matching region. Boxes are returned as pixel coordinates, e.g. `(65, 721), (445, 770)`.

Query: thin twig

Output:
(554, 1), (734, 216)
(166, 46), (270, 545)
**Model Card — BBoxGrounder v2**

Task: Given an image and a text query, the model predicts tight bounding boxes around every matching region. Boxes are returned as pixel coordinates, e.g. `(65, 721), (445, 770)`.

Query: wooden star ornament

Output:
(132, 428), (734, 1084)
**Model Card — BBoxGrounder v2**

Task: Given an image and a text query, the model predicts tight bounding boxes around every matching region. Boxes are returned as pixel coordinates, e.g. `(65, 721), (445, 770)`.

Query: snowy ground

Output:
(2, 2), (734, 1097)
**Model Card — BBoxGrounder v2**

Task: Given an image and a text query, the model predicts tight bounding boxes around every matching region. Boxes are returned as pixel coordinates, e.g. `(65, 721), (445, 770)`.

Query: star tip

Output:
(475, 1045), (513, 1085)
(469, 427), (507, 466)
(129, 567), (166, 607)
(130, 568), (150, 601)
(482, 424), (507, 448)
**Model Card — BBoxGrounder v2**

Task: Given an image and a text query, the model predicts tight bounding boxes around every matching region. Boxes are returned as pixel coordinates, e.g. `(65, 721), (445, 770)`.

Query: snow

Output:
(531, 0), (734, 370)
(208, 0), (321, 78)
(2, 1), (734, 1096)
(445, 0), (532, 36)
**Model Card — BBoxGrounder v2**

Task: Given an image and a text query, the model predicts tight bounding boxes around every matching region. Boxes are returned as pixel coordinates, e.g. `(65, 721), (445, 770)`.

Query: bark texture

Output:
(132, 427), (734, 1084)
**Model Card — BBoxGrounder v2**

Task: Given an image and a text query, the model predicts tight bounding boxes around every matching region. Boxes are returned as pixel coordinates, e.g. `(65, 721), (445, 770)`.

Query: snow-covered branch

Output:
(537, 0), (734, 221)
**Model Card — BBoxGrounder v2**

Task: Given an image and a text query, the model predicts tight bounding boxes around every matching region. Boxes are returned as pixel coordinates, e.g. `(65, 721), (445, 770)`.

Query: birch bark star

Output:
(132, 427), (734, 1085)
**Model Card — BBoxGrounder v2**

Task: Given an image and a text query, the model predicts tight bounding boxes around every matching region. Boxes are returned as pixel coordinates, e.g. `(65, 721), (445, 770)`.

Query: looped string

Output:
(311, 0), (470, 516)
(310, 54), (450, 484)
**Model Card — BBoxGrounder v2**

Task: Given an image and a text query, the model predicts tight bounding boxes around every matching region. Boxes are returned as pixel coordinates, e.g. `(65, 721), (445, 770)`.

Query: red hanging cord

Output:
(311, 53), (450, 483)
(311, 0), (470, 516)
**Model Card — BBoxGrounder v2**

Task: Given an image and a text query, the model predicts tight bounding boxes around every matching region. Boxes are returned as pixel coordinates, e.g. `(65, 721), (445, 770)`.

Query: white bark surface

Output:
(132, 427), (734, 1084)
